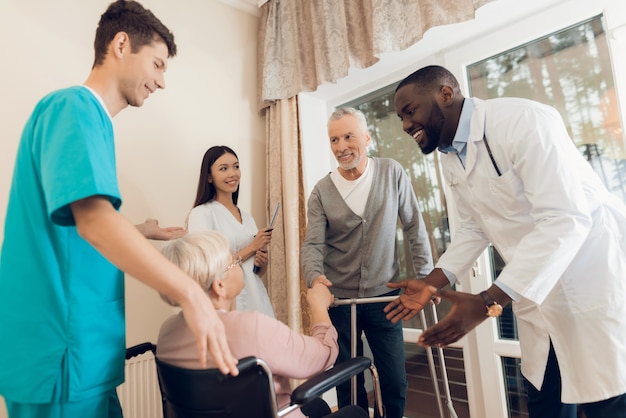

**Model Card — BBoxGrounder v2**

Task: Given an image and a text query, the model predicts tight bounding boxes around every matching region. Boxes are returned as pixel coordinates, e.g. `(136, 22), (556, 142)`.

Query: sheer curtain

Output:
(258, 0), (493, 331)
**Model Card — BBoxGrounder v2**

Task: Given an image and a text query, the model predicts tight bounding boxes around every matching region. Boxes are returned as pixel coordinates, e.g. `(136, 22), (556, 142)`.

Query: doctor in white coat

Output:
(387, 65), (626, 418)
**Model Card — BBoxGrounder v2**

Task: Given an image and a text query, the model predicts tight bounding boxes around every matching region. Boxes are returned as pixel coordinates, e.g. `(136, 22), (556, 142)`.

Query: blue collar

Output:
(438, 99), (474, 157)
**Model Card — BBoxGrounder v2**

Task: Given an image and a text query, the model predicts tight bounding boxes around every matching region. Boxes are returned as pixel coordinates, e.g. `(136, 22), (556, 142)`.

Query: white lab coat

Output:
(436, 97), (626, 403)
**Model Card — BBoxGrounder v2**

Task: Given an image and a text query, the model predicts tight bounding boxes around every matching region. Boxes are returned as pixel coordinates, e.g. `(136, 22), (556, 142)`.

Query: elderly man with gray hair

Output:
(301, 107), (434, 418)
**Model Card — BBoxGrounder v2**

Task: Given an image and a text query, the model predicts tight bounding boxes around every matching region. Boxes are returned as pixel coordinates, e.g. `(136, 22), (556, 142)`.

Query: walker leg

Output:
(430, 304), (459, 418)
(420, 309), (445, 418)
(332, 296), (400, 413)
(351, 301), (357, 406)
(334, 296), (459, 417)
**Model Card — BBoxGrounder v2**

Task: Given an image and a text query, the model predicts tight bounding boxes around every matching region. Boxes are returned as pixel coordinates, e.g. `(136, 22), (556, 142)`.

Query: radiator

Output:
(117, 352), (162, 418)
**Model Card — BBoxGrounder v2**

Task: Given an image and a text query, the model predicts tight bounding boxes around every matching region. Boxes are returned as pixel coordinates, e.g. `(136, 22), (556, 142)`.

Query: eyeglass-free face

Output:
(209, 153), (240, 196)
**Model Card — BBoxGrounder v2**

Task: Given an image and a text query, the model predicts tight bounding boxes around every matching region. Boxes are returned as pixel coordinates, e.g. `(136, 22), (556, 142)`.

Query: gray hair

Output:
(328, 107), (369, 133)
(159, 231), (231, 307)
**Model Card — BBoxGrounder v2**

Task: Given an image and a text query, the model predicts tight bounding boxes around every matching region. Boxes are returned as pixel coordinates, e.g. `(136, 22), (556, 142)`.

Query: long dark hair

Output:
(193, 146), (239, 207)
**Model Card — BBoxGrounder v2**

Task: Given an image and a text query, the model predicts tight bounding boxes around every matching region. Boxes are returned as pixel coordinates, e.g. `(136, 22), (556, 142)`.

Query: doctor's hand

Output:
(384, 279), (438, 323)
(418, 289), (487, 348)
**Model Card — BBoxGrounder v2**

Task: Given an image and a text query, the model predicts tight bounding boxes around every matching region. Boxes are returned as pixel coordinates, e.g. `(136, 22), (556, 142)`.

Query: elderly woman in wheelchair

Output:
(155, 231), (372, 418)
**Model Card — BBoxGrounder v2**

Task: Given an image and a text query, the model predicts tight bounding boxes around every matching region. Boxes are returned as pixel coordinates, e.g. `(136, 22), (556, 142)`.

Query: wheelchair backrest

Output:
(155, 356), (279, 418)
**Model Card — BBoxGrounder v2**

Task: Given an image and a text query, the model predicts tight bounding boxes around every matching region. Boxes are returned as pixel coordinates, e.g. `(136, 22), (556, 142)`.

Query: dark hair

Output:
(92, 0), (177, 68)
(396, 65), (460, 94)
(193, 146), (240, 207)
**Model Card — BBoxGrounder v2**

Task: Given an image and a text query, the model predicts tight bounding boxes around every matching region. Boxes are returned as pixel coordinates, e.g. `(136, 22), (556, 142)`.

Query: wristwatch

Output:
(480, 291), (503, 317)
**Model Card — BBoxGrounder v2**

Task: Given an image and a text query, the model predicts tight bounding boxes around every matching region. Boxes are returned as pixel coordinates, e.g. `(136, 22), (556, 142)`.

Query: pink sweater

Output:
(157, 310), (339, 417)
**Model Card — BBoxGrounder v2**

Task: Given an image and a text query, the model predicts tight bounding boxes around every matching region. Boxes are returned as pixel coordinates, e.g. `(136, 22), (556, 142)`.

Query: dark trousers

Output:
(322, 405), (369, 418)
(301, 398), (368, 418)
(524, 341), (626, 418)
(329, 290), (407, 418)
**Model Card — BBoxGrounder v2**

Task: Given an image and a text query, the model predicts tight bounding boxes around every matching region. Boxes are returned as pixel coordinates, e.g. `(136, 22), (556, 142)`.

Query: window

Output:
(468, 14), (622, 418)
(468, 13), (624, 341)
(468, 15), (626, 204)
(343, 85), (464, 418)
(343, 87), (454, 331)
(339, 13), (622, 417)
(343, 88), (450, 267)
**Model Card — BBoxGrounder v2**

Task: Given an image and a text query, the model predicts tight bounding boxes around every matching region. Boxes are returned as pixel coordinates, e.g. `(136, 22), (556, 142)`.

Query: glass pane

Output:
(467, 15), (626, 203)
(501, 356), (587, 418)
(344, 88), (454, 330)
(348, 89), (451, 265)
(488, 246), (518, 341)
(468, 14), (624, 342)
(501, 356), (529, 418)
(405, 344), (469, 418)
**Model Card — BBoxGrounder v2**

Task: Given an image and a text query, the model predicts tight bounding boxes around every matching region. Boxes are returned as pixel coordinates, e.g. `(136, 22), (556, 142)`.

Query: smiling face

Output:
(394, 84), (448, 155)
(328, 114), (371, 175)
(118, 37), (169, 108)
(209, 152), (240, 197)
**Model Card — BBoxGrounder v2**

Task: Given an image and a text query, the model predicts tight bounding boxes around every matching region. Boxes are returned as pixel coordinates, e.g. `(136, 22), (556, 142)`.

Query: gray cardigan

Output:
(301, 158), (433, 298)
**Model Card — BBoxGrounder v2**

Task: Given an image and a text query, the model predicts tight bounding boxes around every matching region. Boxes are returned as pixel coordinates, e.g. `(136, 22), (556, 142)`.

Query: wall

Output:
(0, 0), (263, 415)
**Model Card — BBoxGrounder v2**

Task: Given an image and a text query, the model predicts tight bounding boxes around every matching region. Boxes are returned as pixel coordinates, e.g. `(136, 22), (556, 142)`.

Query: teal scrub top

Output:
(0, 86), (125, 403)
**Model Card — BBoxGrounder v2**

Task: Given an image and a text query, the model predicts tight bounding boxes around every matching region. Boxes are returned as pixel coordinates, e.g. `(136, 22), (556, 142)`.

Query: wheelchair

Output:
(125, 342), (385, 418)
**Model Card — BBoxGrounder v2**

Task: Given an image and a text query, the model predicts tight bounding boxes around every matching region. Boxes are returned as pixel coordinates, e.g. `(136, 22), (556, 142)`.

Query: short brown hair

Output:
(92, 0), (177, 68)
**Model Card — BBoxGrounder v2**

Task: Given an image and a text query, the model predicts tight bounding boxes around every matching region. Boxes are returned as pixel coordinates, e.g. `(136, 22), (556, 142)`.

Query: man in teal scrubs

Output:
(0, 1), (238, 417)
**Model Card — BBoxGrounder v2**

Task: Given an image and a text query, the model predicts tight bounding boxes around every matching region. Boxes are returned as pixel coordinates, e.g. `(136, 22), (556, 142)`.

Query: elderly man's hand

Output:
(384, 279), (438, 323)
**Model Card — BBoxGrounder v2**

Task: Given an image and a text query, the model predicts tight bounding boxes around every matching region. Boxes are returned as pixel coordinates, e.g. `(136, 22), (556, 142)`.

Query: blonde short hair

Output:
(159, 231), (231, 307)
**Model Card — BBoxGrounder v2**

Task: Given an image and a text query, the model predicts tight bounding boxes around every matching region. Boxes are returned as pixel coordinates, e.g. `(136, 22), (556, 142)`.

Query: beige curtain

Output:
(258, 0), (493, 107)
(264, 97), (310, 332)
(258, 0), (493, 331)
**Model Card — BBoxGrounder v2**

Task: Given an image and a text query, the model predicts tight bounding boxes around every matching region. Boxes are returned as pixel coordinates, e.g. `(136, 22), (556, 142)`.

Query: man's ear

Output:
(437, 85), (456, 108)
(111, 32), (130, 59)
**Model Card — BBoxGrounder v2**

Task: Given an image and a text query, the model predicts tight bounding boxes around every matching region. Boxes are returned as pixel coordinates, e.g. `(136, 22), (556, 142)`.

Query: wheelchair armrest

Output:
(125, 342), (156, 360)
(290, 356), (372, 406)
